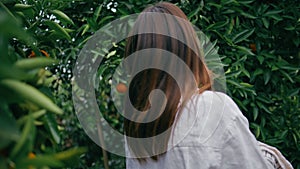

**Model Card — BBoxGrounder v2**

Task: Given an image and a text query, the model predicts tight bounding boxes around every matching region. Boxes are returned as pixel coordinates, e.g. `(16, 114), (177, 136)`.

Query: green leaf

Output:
(10, 115), (34, 158)
(241, 68), (250, 78)
(262, 17), (269, 28)
(240, 82), (252, 87)
(232, 28), (255, 44)
(17, 109), (46, 125)
(226, 70), (242, 78)
(257, 55), (264, 64)
(235, 16), (240, 27)
(187, 3), (203, 19)
(81, 24), (90, 36)
(106, 50), (116, 58)
(266, 138), (283, 144)
(0, 2), (18, 22)
(225, 18), (234, 35)
(256, 101), (272, 114)
(250, 122), (260, 138)
(0, 63), (30, 80)
(18, 155), (64, 168)
(287, 88), (299, 97)
(227, 79), (242, 88)
(235, 46), (255, 55)
(50, 9), (74, 25)
(234, 96), (248, 110)
(240, 11), (257, 19)
(203, 38), (218, 58)
(0, 79), (63, 114)
(54, 147), (87, 166)
(54, 147), (87, 161)
(264, 9), (283, 16)
(268, 14), (283, 21)
(277, 65), (299, 71)
(279, 70), (294, 83)
(256, 95), (272, 104)
(44, 20), (71, 41)
(14, 58), (59, 70)
(13, 4), (33, 10)
(238, 0), (255, 5)
(118, 7), (130, 15)
(207, 2), (222, 9)
(43, 113), (61, 144)
(94, 5), (103, 20)
(263, 70), (271, 85)
(206, 20), (229, 30)
(221, 0), (236, 5)
(98, 15), (115, 26)
(280, 130), (288, 139)
(292, 134), (297, 146)
(0, 10), (35, 46)
(86, 17), (98, 30)
(253, 107), (259, 121)
(0, 108), (20, 149)
(253, 68), (264, 76)
(284, 25), (295, 31)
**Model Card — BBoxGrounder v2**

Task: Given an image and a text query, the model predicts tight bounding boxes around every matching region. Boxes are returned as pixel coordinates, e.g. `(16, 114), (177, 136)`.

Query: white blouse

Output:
(126, 91), (274, 169)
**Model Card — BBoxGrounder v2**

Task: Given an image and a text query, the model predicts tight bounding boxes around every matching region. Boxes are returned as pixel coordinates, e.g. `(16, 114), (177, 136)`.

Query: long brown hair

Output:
(124, 2), (211, 161)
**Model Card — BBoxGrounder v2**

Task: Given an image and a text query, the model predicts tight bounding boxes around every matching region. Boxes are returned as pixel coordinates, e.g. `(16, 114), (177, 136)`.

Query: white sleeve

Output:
(259, 141), (294, 169)
(220, 97), (273, 169)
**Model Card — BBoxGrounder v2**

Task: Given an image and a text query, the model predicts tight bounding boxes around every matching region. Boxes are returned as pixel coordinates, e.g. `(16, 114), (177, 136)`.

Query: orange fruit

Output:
(40, 50), (49, 57)
(28, 152), (36, 159)
(28, 50), (49, 58)
(249, 43), (257, 52)
(116, 83), (127, 93)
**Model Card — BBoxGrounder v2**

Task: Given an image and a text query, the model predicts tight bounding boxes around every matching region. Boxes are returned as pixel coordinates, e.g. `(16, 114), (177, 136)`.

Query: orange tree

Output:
(0, 0), (299, 168)
(0, 0), (87, 168)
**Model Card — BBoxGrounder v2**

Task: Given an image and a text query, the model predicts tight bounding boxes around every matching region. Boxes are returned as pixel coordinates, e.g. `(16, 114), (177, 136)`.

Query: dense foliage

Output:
(0, 0), (299, 168)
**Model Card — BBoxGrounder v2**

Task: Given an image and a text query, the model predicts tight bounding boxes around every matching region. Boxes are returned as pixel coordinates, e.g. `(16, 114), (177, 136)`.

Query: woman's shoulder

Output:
(195, 90), (235, 105)
(192, 90), (243, 118)
(174, 90), (246, 146)
(196, 90), (247, 130)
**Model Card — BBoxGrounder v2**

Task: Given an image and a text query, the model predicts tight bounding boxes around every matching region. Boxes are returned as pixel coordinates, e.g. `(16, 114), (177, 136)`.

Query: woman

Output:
(123, 2), (293, 169)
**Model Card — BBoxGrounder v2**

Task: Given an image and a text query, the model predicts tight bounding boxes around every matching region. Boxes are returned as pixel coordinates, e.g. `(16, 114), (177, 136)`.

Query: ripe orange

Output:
(116, 83), (127, 93)
(249, 43), (257, 52)
(28, 152), (36, 159)
(28, 50), (49, 58)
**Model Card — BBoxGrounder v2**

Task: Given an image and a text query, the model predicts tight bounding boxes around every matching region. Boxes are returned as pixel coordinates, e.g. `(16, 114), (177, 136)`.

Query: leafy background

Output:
(0, 0), (299, 168)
